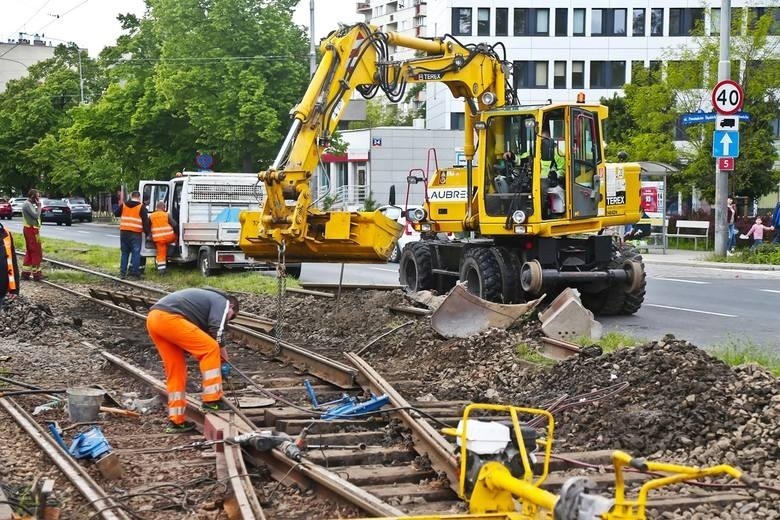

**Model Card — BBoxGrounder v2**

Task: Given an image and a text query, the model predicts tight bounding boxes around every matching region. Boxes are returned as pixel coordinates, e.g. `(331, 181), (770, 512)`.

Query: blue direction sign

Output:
(681, 111), (751, 126)
(712, 130), (740, 158)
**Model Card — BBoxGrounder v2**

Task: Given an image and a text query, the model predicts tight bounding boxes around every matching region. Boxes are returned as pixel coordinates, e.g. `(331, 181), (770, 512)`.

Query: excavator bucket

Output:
(239, 209), (403, 263)
(431, 283), (544, 338)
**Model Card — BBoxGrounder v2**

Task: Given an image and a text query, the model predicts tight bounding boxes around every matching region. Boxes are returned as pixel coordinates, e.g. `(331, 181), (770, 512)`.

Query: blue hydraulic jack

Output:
(47, 423), (123, 479)
(303, 379), (390, 420)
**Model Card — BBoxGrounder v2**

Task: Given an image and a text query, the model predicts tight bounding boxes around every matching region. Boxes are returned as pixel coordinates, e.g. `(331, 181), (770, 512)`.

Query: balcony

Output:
(357, 2), (370, 13)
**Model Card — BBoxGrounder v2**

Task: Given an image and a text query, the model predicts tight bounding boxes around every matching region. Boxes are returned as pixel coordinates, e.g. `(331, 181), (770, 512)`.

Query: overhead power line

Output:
(14, 0), (52, 35)
(35, 0), (90, 33)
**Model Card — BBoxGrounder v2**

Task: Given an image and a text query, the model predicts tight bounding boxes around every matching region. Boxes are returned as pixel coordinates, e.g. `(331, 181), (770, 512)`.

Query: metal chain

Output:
(275, 241), (286, 354)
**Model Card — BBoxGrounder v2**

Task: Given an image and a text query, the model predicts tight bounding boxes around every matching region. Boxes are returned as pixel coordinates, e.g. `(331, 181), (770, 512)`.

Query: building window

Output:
(514, 8), (549, 36)
(572, 61), (584, 88)
(450, 112), (465, 131)
(514, 61), (549, 89)
(452, 7), (472, 36)
(573, 9), (586, 36)
(555, 8), (568, 36)
(554, 61), (566, 88)
(651, 8), (664, 36)
(748, 7), (779, 34)
(477, 8), (490, 36)
(592, 8), (627, 36)
(590, 61), (626, 88)
(496, 8), (508, 36)
(710, 8), (721, 36)
(669, 8), (704, 36)
(633, 8), (645, 36)
(731, 7), (743, 35)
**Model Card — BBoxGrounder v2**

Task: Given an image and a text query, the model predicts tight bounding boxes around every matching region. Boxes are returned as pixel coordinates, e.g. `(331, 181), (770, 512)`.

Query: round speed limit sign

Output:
(711, 80), (744, 115)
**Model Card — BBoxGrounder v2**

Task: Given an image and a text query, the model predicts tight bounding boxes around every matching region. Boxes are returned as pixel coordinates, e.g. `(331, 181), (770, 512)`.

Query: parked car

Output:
(63, 197), (93, 222)
(0, 198), (12, 220)
(379, 204), (418, 262)
(9, 197), (26, 216)
(40, 198), (72, 226)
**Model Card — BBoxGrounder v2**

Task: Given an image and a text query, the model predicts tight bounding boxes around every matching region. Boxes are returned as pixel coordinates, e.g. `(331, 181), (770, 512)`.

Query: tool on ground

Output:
(98, 406), (140, 418)
(149, 430), (303, 461)
(421, 403), (755, 520)
(303, 379), (350, 409)
(430, 283), (544, 338)
(303, 380), (390, 420)
(46, 423), (123, 480)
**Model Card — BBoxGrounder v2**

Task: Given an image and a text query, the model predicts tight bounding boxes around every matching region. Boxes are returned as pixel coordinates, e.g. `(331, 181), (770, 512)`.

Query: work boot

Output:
(164, 421), (197, 434)
(32, 273), (45, 282)
(21, 272), (31, 281)
(202, 400), (231, 412)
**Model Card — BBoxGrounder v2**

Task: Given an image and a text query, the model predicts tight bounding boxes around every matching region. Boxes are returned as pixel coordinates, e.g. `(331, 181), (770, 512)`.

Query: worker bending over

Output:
(146, 288), (239, 433)
(149, 201), (177, 275)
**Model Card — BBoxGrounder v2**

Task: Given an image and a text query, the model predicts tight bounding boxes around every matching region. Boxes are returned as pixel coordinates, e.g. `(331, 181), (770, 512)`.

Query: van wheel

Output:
(285, 264), (302, 279)
(199, 248), (216, 277)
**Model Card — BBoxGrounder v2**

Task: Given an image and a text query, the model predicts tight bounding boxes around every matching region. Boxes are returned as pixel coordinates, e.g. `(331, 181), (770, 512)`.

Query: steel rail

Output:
(228, 324), (359, 389)
(344, 352), (460, 492)
(0, 397), (132, 520)
(40, 277), (357, 390)
(102, 351), (404, 518)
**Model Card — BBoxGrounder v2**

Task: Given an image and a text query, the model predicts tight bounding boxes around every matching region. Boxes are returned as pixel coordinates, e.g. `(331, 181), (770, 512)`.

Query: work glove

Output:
(221, 362), (232, 379)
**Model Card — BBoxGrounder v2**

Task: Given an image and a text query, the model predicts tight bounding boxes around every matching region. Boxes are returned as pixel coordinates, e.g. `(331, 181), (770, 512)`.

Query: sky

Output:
(0, 0), (362, 57)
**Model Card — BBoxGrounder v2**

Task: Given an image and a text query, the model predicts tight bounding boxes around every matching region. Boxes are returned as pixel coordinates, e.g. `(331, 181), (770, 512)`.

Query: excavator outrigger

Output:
(239, 23), (647, 314)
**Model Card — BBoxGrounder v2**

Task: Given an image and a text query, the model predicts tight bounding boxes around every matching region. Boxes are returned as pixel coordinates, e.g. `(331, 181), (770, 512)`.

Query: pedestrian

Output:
(114, 191), (150, 279)
(21, 189), (44, 281)
(726, 197), (737, 254)
(772, 201), (780, 244)
(0, 222), (20, 307)
(743, 217), (774, 251)
(149, 201), (177, 275)
(146, 288), (238, 433)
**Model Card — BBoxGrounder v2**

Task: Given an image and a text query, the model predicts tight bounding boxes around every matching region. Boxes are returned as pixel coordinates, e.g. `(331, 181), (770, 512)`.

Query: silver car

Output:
(63, 197), (93, 222)
(9, 197), (26, 216)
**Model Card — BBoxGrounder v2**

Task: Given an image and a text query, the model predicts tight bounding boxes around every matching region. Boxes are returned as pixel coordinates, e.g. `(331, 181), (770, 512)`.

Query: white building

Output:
(0, 38), (56, 92)
(358, 1), (779, 131)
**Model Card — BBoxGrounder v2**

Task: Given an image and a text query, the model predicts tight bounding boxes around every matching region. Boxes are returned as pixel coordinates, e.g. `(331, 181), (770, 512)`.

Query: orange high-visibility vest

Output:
(119, 203), (143, 232)
(3, 230), (17, 292)
(150, 211), (175, 243)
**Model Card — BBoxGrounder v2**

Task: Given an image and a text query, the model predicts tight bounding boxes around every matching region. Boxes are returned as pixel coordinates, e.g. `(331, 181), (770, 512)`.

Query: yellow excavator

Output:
(368, 404), (753, 520)
(238, 23), (646, 314)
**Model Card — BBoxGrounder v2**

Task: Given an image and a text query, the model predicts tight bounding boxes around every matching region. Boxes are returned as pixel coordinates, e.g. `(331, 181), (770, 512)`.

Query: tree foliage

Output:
(0, 0), (310, 196)
(603, 10), (779, 201)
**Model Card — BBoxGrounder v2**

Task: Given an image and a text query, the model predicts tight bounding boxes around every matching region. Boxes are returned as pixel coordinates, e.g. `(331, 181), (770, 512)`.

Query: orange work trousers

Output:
(153, 241), (169, 271)
(146, 309), (223, 425)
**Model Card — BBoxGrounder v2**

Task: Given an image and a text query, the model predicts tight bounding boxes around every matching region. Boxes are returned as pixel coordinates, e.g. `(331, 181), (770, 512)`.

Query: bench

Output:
(670, 220), (710, 250)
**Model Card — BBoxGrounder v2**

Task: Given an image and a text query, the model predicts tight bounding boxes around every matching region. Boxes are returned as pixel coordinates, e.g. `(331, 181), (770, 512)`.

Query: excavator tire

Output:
(459, 247), (502, 302)
(491, 246), (524, 304)
(399, 241), (433, 292)
(582, 243), (646, 315)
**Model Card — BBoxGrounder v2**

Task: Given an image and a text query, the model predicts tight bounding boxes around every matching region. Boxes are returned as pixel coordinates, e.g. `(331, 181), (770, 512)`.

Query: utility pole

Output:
(714, 0), (731, 256)
(308, 0), (316, 77)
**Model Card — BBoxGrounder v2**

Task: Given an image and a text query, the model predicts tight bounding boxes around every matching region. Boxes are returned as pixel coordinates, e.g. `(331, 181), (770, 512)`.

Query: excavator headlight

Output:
(420, 223), (432, 232)
(480, 92), (497, 106)
(511, 210), (527, 224)
(407, 207), (427, 223)
(514, 225), (526, 234)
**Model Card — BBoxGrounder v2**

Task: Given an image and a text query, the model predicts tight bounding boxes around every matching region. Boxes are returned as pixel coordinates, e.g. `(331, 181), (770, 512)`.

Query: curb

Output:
(642, 256), (780, 272)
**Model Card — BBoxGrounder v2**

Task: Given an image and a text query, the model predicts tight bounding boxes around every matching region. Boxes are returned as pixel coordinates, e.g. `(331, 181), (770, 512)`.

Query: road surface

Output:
(6, 218), (778, 351)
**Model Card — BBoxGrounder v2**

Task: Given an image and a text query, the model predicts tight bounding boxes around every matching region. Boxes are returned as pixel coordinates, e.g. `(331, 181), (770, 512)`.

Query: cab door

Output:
(569, 108), (600, 218)
(139, 181), (171, 256)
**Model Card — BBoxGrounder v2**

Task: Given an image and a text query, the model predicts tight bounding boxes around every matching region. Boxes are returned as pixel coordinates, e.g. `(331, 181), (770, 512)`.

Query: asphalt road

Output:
(6, 218), (778, 352)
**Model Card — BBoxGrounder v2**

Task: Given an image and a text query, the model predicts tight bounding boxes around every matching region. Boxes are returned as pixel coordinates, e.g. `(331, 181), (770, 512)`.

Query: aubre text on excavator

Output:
(238, 23), (645, 315)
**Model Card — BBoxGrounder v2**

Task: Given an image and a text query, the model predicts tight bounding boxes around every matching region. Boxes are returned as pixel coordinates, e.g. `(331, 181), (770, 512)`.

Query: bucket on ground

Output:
(67, 387), (104, 423)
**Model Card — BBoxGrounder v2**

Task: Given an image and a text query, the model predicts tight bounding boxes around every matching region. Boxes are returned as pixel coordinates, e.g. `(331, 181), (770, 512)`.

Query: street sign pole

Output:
(714, 0), (731, 257)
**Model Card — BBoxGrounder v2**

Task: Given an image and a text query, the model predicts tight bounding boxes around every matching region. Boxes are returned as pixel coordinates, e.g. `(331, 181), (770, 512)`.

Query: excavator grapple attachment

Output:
(239, 209), (402, 263)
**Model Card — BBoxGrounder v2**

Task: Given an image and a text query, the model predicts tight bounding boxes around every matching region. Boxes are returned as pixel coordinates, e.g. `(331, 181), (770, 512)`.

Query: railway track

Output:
(0, 255), (760, 518)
